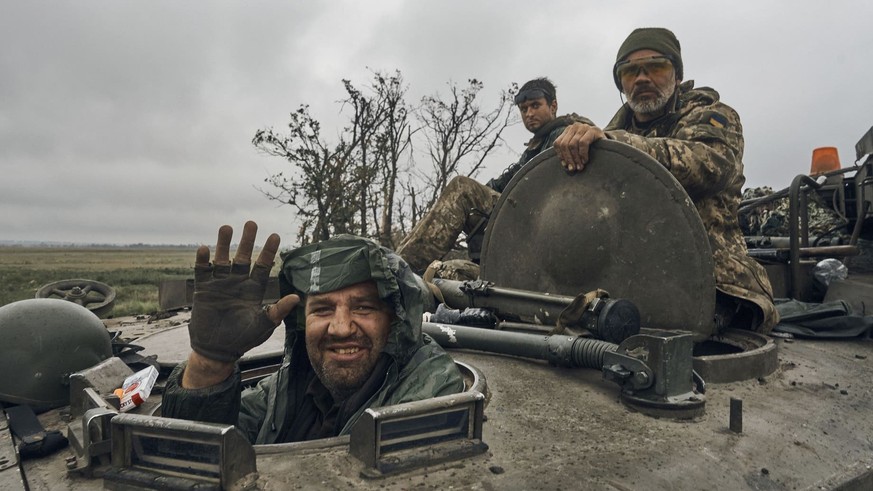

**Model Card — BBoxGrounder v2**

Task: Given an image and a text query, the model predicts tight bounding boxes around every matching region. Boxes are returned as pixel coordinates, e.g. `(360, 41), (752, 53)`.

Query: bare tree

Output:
(253, 106), (356, 244)
(338, 78), (387, 237)
(254, 71), (517, 247)
(416, 79), (517, 209)
(370, 72), (414, 248)
(254, 71), (415, 245)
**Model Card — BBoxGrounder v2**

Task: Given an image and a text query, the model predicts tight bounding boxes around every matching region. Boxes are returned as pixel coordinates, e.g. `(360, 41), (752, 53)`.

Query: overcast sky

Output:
(2, 1), (871, 245)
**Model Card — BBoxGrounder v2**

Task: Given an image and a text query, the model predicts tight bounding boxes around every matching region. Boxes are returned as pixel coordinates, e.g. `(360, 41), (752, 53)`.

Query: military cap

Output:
(613, 27), (683, 89)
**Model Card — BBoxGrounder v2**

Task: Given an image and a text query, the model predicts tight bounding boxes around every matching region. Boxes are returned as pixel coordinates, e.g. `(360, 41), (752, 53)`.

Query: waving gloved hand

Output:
(188, 221), (299, 363)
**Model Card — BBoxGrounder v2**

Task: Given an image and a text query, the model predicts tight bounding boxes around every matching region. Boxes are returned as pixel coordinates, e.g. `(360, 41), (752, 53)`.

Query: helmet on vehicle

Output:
(0, 299), (112, 411)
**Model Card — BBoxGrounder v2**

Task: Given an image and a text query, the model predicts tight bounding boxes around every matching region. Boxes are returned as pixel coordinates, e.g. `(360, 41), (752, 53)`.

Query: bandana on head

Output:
(279, 235), (399, 330)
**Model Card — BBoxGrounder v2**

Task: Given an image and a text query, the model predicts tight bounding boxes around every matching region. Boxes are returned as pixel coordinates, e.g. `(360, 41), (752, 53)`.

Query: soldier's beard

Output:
(307, 333), (385, 401)
(626, 77), (677, 117)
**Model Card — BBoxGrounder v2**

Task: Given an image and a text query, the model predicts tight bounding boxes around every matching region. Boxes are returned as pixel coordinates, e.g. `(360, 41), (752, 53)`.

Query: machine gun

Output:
(422, 323), (705, 419)
(430, 278), (641, 344)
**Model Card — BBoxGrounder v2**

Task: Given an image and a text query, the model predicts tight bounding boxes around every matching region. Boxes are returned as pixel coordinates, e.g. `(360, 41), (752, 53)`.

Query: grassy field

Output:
(0, 246), (281, 317)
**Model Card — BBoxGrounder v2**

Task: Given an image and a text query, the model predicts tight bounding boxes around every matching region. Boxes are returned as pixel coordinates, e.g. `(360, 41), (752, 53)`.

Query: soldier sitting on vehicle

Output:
(554, 27), (779, 333)
(396, 78), (591, 275)
(162, 221), (464, 443)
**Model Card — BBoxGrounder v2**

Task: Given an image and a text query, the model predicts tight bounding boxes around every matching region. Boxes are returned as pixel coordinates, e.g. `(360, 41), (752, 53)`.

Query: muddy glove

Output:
(188, 260), (277, 362)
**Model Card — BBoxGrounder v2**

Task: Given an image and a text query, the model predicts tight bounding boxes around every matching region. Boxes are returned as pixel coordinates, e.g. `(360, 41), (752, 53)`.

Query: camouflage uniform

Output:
(740, 186), (776, 236)
(397, 114), (589, 273)
(741, 186), (848, 239)
(604, 81), (779, 333)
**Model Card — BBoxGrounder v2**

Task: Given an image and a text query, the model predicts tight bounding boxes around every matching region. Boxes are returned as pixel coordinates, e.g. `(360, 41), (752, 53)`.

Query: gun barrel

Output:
(422, 322), (616, 369)
(431, 279), (640, 344)
(433, 278), (572, 324)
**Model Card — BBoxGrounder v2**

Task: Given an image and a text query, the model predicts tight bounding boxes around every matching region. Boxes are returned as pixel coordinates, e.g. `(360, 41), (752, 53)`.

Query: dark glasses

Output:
(514, 88), (549, 105)
(614, 56), (674, 84)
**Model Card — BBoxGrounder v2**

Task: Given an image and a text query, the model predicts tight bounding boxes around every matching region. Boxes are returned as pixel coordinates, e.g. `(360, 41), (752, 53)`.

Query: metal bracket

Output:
(349, 362), (488, 478)
(602, 331), (705, 419)
(602, 351), (653, 391)
(66, 388), (118, 477)
(460, 279), (493, 297)
(69, 357), (132, 421)
(104, 414), (257, 490)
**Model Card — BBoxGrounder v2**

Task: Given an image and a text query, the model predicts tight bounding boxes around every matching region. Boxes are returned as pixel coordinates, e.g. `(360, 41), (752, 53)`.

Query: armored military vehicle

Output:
(2, 128), (872, 490)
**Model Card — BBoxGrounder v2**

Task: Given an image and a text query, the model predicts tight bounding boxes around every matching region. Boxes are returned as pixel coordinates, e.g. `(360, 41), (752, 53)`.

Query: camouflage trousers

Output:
(713, 249), (780, 334)
(396, 176), (500, 273)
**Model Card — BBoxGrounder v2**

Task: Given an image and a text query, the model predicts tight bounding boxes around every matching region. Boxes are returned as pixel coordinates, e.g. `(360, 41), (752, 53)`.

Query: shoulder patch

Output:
(704, 111), (729, 129)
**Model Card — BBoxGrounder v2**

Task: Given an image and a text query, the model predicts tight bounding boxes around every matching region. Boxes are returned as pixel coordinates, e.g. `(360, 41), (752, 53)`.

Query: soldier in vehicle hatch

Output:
(162, 221), (464, 443)
(553, 27), (779, 333)
(396, 78), (591, 274)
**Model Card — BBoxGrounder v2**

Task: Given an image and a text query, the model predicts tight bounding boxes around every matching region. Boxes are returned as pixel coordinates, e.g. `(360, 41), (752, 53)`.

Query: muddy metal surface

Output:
(15, 309), (873, 490)
(240, 340), (873, 490)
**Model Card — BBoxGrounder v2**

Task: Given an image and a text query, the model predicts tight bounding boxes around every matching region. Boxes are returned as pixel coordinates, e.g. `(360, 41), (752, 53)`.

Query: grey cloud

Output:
(2, 1), (872, 244)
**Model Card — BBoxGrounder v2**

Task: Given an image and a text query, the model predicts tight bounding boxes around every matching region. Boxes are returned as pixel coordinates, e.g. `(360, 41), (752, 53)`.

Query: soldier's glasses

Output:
(614, 56), (674, 85)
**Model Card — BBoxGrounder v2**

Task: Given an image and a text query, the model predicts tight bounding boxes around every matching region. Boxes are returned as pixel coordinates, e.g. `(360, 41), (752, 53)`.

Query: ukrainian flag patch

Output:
(705, 112), (728, 129)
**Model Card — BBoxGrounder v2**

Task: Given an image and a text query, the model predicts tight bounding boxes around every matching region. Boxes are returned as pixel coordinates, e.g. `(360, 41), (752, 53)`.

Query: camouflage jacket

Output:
(487, 113), (592, 193)
(604, 81), (778, 332)
(163, 238), (464, 444)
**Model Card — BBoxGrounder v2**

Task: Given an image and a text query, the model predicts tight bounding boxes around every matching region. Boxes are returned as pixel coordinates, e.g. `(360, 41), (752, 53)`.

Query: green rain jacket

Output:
(162, 235), (464, 444)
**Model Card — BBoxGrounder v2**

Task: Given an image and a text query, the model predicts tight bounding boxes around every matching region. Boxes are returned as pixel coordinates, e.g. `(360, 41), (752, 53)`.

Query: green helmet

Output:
(0, 299), (112, 411)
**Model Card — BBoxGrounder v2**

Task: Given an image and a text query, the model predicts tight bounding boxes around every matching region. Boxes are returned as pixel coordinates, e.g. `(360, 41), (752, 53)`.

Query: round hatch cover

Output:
(480, 142), (715, 336)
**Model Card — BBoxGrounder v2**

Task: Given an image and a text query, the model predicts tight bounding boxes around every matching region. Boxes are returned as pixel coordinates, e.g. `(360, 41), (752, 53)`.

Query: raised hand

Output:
(188, 221), (299, 363)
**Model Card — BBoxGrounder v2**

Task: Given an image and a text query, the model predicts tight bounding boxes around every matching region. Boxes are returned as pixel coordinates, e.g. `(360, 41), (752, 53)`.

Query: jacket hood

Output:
(278, 235), (429, 366)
